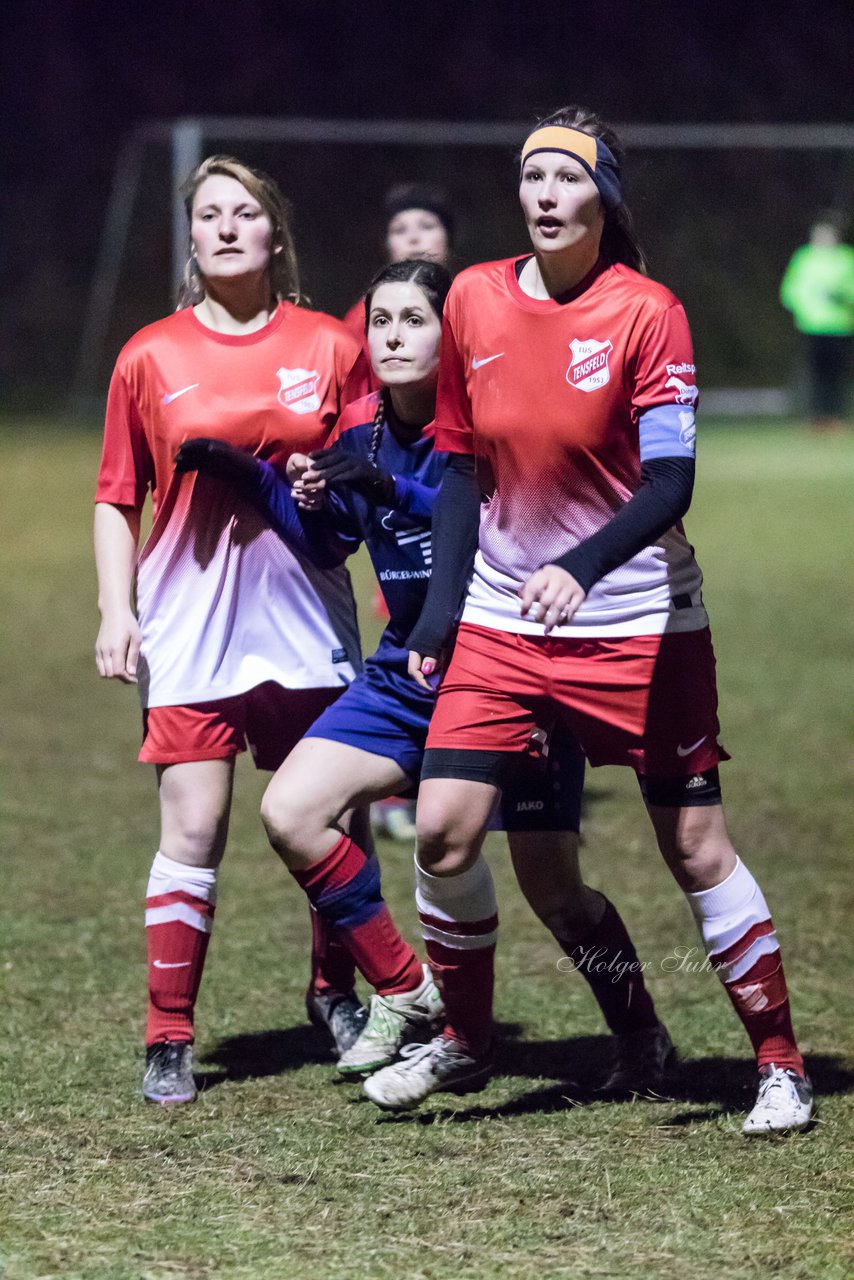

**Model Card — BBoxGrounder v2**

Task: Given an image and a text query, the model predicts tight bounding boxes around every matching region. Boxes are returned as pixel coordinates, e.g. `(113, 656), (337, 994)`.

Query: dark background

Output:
(3, 0), (853, 408)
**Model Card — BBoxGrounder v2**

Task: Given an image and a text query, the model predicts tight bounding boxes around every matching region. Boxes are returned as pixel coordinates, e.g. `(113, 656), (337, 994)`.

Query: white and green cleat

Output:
(336, 963), (444, 1077)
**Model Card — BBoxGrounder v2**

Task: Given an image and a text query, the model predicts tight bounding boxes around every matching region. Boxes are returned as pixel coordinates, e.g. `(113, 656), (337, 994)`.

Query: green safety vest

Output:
(780, 243), (854, 336)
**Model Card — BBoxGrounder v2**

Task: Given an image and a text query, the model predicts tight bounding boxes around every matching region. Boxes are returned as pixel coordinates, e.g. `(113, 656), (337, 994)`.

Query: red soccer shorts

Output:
(140, 682), (342, 771)
(426, 623), (729, 778)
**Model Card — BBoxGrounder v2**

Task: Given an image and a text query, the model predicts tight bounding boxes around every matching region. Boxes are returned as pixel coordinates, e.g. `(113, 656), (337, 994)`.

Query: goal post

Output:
(71, 117), (854, 415)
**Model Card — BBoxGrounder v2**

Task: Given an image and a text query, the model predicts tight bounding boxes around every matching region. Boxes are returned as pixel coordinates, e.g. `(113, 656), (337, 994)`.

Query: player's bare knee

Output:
(260, 788), (307, 853)
(415, 821), (481, 876)
(661, 832), (736, 892)
(162, 814), (223, 865)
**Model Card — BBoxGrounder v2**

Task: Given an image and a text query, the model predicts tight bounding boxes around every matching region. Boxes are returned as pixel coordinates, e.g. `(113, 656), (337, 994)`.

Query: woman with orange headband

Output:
(363, 106), (813, 1136)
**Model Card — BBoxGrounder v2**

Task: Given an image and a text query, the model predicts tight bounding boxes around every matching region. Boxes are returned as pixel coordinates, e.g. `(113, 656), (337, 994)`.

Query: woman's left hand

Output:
(307, 446), (395, 502)
(520, 565), (586, 632)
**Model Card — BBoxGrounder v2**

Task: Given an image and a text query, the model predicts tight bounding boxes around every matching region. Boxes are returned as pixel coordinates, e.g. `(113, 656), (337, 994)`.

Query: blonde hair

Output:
(177, 154), (301, 308)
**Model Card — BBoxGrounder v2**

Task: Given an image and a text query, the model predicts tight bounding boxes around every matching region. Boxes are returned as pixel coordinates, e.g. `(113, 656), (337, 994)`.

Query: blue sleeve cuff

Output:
(639, 405), (697, 461)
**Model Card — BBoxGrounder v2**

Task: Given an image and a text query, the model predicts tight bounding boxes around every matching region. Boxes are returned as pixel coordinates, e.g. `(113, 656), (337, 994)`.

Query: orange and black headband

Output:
(520, 126), (623, 211)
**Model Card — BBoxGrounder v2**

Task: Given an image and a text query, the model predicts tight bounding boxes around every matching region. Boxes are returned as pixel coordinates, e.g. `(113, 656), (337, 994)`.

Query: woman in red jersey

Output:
(94, 155), (369, 1106)
(177, 257), (670, 1092)
(361, 107), (814, 1136)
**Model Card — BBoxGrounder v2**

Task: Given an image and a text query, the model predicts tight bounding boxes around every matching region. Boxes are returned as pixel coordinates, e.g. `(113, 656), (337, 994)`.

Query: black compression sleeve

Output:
(554, 456), (695, 592)
(406, 453), (480, 658)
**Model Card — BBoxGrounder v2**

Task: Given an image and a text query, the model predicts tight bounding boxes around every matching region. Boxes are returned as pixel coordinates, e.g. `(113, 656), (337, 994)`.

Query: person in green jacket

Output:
(780, 217), (854, 430)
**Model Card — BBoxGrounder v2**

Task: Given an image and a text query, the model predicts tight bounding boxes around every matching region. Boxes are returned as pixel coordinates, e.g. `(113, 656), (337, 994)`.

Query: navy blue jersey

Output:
(252, 391), (449, 672)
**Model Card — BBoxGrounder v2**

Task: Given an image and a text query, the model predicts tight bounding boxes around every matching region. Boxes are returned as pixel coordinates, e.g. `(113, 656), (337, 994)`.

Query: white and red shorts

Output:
(425, 623), (729, 779)
(140, 682), (342, 771)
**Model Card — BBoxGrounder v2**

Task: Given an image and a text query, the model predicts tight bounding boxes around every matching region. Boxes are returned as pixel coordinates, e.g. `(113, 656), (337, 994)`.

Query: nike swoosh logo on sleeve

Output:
(471, 354), (504, 370)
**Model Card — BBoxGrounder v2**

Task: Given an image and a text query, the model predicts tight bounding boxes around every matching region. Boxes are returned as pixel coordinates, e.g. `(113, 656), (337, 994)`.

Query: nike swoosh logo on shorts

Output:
(472, 353), (504, 370)
(153, 959), (192, 969)
(676, 735), (708, 758)
(163, 383), (200, 404)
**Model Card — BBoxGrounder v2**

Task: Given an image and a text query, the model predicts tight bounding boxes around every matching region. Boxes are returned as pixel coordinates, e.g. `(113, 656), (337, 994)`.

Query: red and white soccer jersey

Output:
(435, 258), (706, 637)
(96, 302), (369, 708)
(341, 297), (367, 342)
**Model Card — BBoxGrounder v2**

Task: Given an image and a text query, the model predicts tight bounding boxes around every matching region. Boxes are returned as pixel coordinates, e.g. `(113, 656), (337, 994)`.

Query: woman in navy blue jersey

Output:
(176, 259), (669, 1087)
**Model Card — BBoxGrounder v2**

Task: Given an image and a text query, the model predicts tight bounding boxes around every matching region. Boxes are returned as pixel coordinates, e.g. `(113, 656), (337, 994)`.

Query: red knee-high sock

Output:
(687, 858), (804, 1075)
(145, 852), (217, 1045)
(724, 951), (802, 1071)
(291, 835), (421, 997)
(307, 904), (358, 996)
(415, 856), (498, 1058)
(556, 896), (659, 1035)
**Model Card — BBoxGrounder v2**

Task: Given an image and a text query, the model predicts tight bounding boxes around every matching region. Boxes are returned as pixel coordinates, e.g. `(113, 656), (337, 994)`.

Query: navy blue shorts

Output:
(303, 663), (584, 832)
(304, 663), (431, 787)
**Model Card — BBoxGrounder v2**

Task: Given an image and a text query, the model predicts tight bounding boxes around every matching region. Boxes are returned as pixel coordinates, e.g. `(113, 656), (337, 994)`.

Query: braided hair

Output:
(363, 258), (453, 463)
(368, 390), (387, 466)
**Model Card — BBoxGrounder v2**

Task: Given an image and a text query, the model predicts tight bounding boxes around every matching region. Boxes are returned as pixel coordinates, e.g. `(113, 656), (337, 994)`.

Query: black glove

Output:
(174, 438), (264, 489)
(307, 446), (395, 503)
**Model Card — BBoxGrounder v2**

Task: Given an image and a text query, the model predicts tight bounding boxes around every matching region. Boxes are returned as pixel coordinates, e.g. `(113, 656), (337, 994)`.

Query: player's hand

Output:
(520, 565), (586, 632)
(174, 438), (262, 488)
(288, 452), (326, 511)
(408, 649), (443, 691)
(286, 453), (311, 484)
(288, 452), (323, 510)
(307, 446), (395, 503)
(95, 609), (142, 684)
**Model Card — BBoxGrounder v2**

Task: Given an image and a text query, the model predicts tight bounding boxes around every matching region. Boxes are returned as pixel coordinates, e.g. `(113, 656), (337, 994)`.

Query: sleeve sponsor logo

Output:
(277, 367), (321, 414)
(665, 364), (699, 407)
(566, 338), (613, 392)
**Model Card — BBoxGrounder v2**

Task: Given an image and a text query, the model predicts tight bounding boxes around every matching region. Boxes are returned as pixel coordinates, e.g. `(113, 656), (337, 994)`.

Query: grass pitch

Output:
(0, 418), (852, 1280)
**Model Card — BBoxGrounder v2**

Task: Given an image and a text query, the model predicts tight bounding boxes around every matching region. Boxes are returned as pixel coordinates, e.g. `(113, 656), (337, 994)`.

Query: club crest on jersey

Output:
(566, 338), (613, 392)
(276, 367), (321, 414)
(678, 409), (697, 450)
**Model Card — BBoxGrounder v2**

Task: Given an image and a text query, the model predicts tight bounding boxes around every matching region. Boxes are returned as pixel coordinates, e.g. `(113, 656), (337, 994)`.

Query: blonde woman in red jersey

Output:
(94, 156), (371, 1106)
(362, 108), (813, 1135)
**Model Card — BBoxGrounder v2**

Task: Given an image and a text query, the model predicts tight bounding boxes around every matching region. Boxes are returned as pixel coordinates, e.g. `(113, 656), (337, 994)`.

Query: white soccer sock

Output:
(146, 851), (218, 933)
(684, 856), (779, 984)
(415, 855), (498, 950)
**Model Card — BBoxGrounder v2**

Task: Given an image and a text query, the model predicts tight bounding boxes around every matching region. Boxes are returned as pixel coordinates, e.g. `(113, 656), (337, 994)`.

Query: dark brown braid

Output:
(369, 389), (387, 466)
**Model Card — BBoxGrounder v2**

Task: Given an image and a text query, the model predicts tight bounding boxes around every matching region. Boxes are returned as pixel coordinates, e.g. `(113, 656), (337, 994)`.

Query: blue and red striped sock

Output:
(292, 835), (421, 996)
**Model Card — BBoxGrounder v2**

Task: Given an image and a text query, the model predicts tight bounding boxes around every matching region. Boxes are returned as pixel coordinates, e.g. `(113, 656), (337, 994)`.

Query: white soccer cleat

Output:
(362, 1034), (492, 1111)
(336, 963), (444, 1076)
(742, 1064), (814, 1136)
